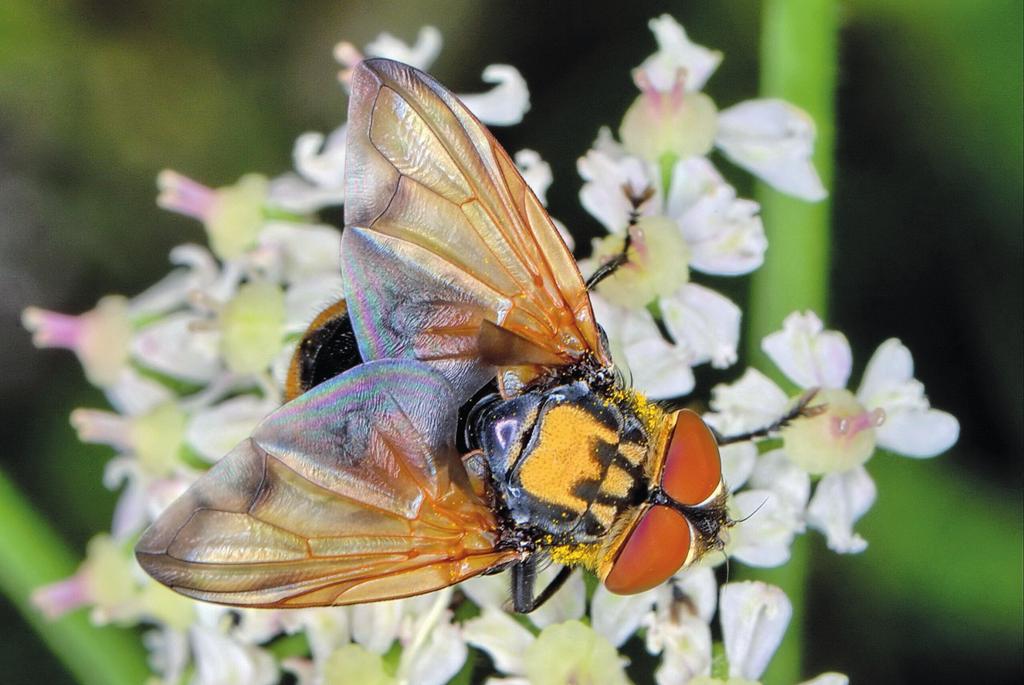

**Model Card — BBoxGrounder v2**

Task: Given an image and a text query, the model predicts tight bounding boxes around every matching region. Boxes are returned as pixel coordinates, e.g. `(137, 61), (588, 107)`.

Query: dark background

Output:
(1, 1), (1020, 683)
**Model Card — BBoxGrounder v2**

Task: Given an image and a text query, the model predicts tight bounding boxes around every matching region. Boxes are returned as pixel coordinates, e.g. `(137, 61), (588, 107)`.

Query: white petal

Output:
(104, 367), (175, 416)
(291, 607), (350, 663)
(257, 223), (342, 284)
(661, 283), (741, 369)
(268, 125), (348, 213)
(856, 339), (933, 414)
(365, 26), (442, 69)
(463, 607), (534, 675)
(650, 616), (713, 685)
(459, 571), (510, 611)
(678, 181), (766, 276)
(706, 367), (790, 435)
(514, 149), (553, 206)
(762, 311), (852, 389)
(716, 99), (827, 201)
(806, 468), (877, 554)
(857, 338), (913, 402)
(190, 625), (278, 685)
(110, 476), (147, 540)
(551, 217), (575, 252)
(578, 148), (657, 233)
(284, 273), (346, 333)
(186, 395), (276, 462)
(127, 269), (194, 319)
(399, 613), (467, 685)
(729, 490), (799, 568)
(720, 581), (792, 680)
(458, 65), (531, 126)
(721, 442), (757, 492)
(665, 156), (722, 216)
(351, 599), (404, 654)
(526, 566), (586, 628)
(297, 125), (347, 186)
(750, 450), (811, 512)
(877, 409), (960, 458)
(639, 15), (722, 92)
(800, 673), (850, 685)
(671, 566), (718, 623)
(591, 584), (660, 647)
(590, 294), (695, 400)
(131, 312), (222, 384)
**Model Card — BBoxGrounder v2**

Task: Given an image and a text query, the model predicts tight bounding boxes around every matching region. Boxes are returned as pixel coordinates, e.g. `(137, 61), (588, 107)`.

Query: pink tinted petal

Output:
(32, 572), (90, 619)
(639, 15), (722, 92)
(877, 409), (959, 458)
(156, 170), (216, 221)
(22, 307), (82, 349)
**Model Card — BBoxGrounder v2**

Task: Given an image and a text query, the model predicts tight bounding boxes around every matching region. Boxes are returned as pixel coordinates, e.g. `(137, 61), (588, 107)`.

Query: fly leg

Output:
(713, 388), (825, 446)
(510, 558), (572, 613)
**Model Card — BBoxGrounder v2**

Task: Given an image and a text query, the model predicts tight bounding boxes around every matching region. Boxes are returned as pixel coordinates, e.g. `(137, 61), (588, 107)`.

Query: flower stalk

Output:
(747, 0), (840, 682)
(0, 468), (150, 685)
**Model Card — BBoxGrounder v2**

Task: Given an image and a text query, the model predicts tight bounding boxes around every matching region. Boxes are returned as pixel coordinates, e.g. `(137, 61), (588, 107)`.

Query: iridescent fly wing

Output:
(136, 360), (517, 607)
(342, 58), (609, 399)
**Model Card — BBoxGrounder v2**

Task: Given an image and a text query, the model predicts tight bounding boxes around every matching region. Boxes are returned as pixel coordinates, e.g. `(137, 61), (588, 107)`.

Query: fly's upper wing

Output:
(342, 58), (609, 399)
(136, 360), (517, 607)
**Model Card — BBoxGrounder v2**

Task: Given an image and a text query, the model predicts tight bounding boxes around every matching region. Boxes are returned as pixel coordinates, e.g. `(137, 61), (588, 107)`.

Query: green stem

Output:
(0, 468), (150, 685)
(746, 2), (838, 684)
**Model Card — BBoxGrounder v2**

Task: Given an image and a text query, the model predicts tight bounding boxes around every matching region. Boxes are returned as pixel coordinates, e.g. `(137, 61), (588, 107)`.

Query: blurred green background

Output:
(0, 1), (1020, 684)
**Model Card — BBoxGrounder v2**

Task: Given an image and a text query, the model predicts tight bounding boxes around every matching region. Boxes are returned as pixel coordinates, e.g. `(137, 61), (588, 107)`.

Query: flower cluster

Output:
(23, 15), (957, 685)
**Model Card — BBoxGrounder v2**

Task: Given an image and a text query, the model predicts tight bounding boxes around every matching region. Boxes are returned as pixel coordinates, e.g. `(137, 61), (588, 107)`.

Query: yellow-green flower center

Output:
(524, 620), (629, 685)
(593, 215), (690, 309)
(323, 644), (394, 685)
(80, 295), (133, 387)
(620, 90), (718, 161)
(131, 402), (187, 477)
(780, 388), (885, 474)
(220, 281), (286, 375)
(207, 174), (268, 259)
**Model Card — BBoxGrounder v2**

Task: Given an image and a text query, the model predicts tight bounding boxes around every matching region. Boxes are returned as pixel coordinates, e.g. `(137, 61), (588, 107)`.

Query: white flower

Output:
(578, 143), (751, 397)
(643, 567), (719, 684)
(465, 617), (630, 685)
(273, 27), (531, 213)
(719, 581), (792, 681)
(728, 451), (810, 567)
(708, 311), (959, 552)
(624, 15), (826, 202)
(190, 624), (278, 685)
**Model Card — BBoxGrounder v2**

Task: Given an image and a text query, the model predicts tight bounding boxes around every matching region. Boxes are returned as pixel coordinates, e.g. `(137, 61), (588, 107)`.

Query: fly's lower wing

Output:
(342, 58), (609, 400)
(136, 360), (518, 607)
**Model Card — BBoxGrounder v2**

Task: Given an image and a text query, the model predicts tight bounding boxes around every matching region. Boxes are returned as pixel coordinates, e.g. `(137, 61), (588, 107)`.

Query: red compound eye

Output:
(662, 410), (722, 507)
(604, 505), (692, 594)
